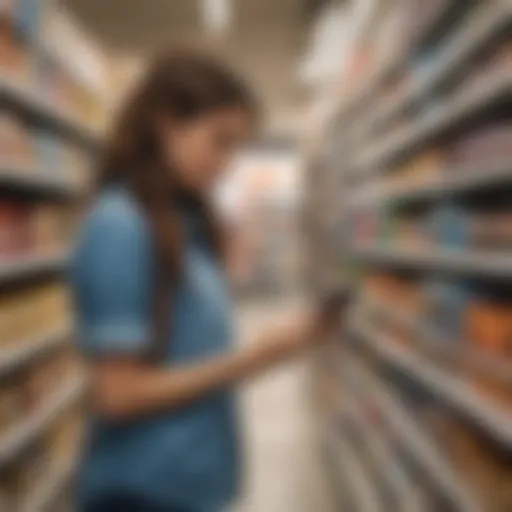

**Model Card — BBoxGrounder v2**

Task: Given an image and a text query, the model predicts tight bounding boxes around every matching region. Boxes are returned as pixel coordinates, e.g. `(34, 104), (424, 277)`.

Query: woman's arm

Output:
(76, 203), (347, 421)
(90, 319), (312, 420)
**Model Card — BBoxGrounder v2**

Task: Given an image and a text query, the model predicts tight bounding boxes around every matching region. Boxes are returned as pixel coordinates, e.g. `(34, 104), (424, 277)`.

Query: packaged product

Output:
(465, 297), (512, 407)
(426, 205), (470, 250)
(31, 204), (64, 254)
(0, 15), (30, 78)
(448, 123), (512, 168)
(62, 143), (91, 185)
(422, 280), (469, 367)
(15, 0), (45, 40)
(0, 380), (23, 435)
(0, 201), (33, 258)
(0, 113), (35, 165)
(470, 210), (512, 251)
(34, 130), (64, 178)
(0, 288), (37, 343)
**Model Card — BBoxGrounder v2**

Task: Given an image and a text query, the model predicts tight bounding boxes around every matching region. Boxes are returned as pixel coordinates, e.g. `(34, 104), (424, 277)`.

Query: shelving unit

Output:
(348, 159), (512, 207)
(0, 3), (104, 509)
(352, 318), (512, 448)
(0, 329), (70, 379)
(22, 456), (76, 512)
(340, 389), (417, 512)
(350, 247), (512, 281)
(355, 1), (512, 141)
(0, 76), (100, 150)
(0, 375), (85, 468)
(344, 357), (480, 512)
(306, 1), (512, 510)
(324, 425), (382, 512)
(0, 253), (68, 287)
(0, 162), (81, 199)
(351, 68), (511, 177)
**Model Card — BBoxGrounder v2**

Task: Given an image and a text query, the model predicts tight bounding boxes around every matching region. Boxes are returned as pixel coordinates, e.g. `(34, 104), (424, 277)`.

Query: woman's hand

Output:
(258, 295), (349, 362)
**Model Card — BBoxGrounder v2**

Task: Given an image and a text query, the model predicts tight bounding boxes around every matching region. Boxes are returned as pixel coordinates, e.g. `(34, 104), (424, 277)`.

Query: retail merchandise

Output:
(1, 0), (105, 130)
(339, 353), (512, 511)
(0, 111), (91, 188)
(0, 3), (102, 511)
(306, 1), (512, 511)
(0, 200), (70, 261)
(0, 404), (83, 511)
(359, 118), (512, 202)
(0, 282), (70, 346)
(360, 271), (512, 407)
(351, 202), (512, 254)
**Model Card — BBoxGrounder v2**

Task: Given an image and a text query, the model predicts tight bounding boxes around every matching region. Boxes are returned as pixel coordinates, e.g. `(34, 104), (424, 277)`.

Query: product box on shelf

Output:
(0, 112), (36, 166)
(0, 282), (70, 347)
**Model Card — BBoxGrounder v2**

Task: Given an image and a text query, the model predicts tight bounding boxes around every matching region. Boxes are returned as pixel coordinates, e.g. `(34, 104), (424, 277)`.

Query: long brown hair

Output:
(99, 49), (257, 357)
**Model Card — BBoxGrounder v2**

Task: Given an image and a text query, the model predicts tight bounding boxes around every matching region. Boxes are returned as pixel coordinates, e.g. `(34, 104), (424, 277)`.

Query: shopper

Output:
(71, 50), (343, 512)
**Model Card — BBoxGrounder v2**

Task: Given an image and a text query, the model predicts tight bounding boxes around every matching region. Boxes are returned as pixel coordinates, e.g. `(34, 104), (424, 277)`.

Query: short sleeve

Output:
(71, 193), (154, 356)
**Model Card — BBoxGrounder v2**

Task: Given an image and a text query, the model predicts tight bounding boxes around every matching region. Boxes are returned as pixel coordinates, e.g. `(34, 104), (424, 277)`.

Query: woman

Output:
(72, 50), (342, 512)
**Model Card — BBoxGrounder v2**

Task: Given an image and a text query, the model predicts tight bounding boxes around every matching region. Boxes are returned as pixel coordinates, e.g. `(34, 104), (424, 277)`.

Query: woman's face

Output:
(161, 106), (253, 191)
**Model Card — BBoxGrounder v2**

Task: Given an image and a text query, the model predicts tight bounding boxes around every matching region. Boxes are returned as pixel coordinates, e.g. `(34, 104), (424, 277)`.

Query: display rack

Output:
(0, 75), (100, 151)
(307, 1), (512, 510)
(0, 2), (104, 509)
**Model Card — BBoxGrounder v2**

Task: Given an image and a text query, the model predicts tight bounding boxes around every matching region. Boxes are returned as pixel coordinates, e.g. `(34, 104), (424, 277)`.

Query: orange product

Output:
(467, 301), (511, 356)
(465, 299), (512, 408)
(0, 381), (23, 435)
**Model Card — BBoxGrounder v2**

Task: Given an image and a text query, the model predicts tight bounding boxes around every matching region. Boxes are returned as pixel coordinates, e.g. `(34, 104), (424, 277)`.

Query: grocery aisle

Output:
(4, 0), (512, 510)
(305, 1), (512, 511)
(235, 300), (337, 512)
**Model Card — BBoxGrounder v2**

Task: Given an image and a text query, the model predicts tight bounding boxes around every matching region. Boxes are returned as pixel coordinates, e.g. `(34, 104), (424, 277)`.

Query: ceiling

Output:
(63, 0), (333, 137)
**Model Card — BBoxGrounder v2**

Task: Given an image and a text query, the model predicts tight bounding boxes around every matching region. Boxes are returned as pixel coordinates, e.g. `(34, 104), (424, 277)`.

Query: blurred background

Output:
(0, 0), (511, 510)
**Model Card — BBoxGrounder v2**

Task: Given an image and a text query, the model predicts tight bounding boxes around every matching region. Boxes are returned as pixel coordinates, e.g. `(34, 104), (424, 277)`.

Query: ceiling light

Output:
(202, 0), (232, 34)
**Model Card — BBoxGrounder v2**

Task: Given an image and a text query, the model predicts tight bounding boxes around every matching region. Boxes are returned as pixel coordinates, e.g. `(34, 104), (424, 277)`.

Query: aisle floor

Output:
(235, 300), (337, 512)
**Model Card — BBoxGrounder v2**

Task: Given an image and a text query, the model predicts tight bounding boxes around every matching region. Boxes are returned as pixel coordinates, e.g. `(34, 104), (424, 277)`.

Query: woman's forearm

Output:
(92, 324), (308, 420)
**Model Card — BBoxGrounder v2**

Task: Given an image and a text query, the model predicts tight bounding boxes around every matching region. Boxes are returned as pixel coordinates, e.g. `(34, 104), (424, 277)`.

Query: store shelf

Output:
(0, 163), (81, 198)
(0, 253), (68, 287)
(0, 329), (70, 379)
(336, 0), (458, 126)
(0, 376), (86, 468)
(348, 159), (512, 208)
(0, 75), (99, 150)
(324, 425), (382, 512)
(363, 296), (512, 383)
(22, 459), (75, 512)
(342, 393), (417, 512)
(357, 1), (512, 140)
(20, 463), (76, 512)
(352, 319), (512, 448)
(347, 357), (480, 512)
(350, 246), (512, 281)
(351, 70), (511, 177)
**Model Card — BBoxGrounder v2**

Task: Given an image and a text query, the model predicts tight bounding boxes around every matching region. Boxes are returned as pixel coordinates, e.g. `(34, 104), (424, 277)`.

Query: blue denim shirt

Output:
(71, 188), (239, 511)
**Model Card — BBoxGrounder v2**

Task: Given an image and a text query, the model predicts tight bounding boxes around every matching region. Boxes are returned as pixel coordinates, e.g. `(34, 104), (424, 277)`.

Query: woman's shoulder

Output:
(76, 187), (151, 254)
(85, 187), (148, 235)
